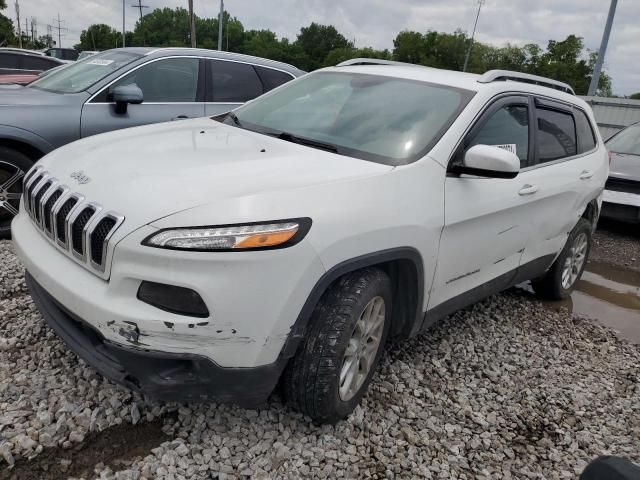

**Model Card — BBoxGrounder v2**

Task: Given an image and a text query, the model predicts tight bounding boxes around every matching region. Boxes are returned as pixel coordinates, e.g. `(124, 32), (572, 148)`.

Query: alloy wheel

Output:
(561, 232), (588, 290)
(339, 295), (386, 401)
(0, 161), (24, 223)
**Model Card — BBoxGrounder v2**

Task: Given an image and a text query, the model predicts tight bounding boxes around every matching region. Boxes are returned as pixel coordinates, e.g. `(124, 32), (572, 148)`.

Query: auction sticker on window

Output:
(493, 144), (517, 155)
(87, 59), (114, 66)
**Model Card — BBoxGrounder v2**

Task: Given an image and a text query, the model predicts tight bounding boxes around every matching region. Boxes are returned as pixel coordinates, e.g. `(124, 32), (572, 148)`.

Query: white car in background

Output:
(602, 122), (640, 223)
(12, 61), (608, 423)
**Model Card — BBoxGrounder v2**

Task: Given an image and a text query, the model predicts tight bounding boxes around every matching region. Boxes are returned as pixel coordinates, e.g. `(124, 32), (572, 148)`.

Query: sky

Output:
(13, 0), (639, 95)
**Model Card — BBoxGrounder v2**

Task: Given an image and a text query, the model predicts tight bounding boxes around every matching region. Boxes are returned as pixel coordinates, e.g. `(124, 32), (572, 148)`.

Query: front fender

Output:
(0, 124), (55, 156)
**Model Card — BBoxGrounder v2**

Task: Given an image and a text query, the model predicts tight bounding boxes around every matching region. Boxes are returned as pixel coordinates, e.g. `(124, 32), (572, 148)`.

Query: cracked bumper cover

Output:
(26, 273), (285, 406)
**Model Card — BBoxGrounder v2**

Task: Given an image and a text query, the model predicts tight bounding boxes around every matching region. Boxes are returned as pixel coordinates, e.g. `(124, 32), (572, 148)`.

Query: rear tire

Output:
(283, 267), (392, 424)
(531, 218), (592, 300)
(0, 147), (33, 239)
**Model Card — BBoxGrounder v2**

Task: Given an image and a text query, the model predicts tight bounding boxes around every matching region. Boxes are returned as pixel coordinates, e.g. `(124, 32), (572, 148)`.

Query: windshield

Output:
(229, 71), (474, 165)
(607, 123), (640, 156)
(29, 50), (142, 93)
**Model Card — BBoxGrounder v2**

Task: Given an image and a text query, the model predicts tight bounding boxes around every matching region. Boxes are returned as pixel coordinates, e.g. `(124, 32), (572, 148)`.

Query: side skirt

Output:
(421, 254), (556, 331)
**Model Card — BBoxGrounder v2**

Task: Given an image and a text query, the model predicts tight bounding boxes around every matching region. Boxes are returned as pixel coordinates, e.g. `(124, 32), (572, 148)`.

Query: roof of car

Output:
(113, 47), (305, 76)
(0, 48), (47, 57)
(328, 60), (583, 107)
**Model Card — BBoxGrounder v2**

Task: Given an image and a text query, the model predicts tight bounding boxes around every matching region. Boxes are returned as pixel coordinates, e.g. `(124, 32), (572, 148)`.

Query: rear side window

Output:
(536, 108), (577, 163)
(575, 109), (597, 153)
(255, 66), (294, 92)
(209, 60), (263, 102)
(0, 53), (19, 69)
(467, 104), (529, 166)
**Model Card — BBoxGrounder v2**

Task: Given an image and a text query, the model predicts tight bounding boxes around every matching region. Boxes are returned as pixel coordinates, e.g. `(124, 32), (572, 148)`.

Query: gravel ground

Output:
(591, 219), (639, 272)
(1, 233), (640, 480)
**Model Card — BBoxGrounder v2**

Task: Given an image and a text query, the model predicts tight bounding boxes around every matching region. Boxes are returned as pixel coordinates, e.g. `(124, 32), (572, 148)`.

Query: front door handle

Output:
(518, 184), (539, 196)
(172, 115), (189, 121)
(579, 170), (594, 180)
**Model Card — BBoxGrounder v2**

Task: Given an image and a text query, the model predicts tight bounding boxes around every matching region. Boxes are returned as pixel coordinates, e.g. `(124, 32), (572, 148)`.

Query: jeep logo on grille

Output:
(70, 171), (91, 184)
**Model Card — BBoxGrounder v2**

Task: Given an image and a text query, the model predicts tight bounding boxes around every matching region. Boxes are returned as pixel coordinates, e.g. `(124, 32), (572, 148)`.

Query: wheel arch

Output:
(0, 126), (54, 163)
(580, 197), (600, 232)
(279, 247), (425, 361)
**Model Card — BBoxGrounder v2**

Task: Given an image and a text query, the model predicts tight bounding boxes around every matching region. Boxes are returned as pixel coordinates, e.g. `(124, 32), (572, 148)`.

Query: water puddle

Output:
(521, 260), (640, 344)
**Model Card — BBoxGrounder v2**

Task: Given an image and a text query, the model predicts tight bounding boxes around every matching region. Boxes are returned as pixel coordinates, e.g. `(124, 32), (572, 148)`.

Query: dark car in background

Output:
(602, 122), (640, 223)
(0, 47), (304, 237)
(0, 49), (64, 81)
(43, 47), (79, 62)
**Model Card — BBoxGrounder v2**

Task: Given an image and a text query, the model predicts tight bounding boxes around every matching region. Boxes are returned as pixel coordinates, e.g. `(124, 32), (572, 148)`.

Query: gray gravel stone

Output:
(2, 232), (640, 479)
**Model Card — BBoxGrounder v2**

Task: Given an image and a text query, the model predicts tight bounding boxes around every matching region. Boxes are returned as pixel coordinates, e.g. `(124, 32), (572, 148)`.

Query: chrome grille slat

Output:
(22, 173), (125, 278)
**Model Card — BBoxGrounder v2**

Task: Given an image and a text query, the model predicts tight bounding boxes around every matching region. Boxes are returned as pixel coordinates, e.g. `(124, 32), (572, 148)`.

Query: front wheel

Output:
(283, 267), (392, 424)
(531, 218), (592, 300)
(0, 148), (33, 239)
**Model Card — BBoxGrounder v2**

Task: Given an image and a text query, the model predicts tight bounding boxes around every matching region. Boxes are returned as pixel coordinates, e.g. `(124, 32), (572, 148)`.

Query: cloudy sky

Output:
(15, 0), (639, 95)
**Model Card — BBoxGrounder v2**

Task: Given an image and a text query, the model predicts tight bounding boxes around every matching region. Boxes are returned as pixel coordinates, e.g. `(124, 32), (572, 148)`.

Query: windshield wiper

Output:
(274, 131), (339, 153)
(227, 111), (244, 128)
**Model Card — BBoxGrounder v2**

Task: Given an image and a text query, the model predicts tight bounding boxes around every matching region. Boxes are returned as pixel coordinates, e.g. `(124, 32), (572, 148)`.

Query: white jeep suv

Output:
(12, 60), (608, 423)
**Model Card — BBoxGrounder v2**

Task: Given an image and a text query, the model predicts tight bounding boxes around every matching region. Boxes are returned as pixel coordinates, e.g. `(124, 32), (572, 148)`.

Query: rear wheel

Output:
(283, 268), (392, 424)
(0, 148), (33, 239)
(531, 218), (592, 300)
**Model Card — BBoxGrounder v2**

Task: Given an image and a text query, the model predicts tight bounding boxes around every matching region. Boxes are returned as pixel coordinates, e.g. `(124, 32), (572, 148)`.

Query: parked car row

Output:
(8, 56), (609, 422)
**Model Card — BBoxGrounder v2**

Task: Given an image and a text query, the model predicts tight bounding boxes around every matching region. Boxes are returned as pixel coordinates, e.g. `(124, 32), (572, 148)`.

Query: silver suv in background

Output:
(0, 47), (303, 237)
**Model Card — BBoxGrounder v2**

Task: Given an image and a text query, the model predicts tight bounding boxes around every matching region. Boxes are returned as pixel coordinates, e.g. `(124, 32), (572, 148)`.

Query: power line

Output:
(130, 0), (149, 21)
(463, 0), (486, 73)
(51, 13), (67, 47)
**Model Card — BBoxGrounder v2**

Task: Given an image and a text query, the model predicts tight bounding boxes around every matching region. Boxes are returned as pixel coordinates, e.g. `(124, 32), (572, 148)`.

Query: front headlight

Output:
(143, 218), (311, 251)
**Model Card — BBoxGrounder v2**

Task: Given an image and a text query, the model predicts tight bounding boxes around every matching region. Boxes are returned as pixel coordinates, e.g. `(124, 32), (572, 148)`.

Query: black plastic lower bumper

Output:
(601, 202), (640, 224)
(26, 272), (284, 407)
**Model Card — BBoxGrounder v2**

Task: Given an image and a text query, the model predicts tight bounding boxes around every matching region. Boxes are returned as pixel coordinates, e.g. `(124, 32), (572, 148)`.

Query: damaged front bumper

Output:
(26, 273), (284, 405)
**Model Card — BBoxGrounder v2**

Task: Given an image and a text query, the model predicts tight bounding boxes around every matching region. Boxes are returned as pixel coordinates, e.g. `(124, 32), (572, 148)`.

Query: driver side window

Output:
(98, 57), (200, 103)
(467, 104), (530, 167)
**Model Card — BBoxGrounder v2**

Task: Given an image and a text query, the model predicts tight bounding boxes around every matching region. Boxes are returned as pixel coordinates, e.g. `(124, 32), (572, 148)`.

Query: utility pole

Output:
(14, 0), (21, 48)
(188, 0), (196, 47)
(588, 0), (618, 97)
(46, 24), (53, 48)
(217, 0), (224, 51)
(122, 0), (126, 47)
(52, 13), (67, 47)
(131, 0), (148, 21)
(463, 0), (485, 72)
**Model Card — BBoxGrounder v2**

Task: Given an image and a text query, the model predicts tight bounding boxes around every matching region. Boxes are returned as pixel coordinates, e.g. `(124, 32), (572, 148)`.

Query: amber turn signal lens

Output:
(234, 228), (298, 248)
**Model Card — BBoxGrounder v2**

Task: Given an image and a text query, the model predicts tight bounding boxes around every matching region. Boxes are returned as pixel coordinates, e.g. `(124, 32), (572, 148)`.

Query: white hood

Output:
(36, 117), (391, 229)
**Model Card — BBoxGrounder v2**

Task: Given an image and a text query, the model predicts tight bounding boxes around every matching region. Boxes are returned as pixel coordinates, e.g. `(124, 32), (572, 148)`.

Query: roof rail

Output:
(478, 70), (575, 95)
(336, 58), (419, 68)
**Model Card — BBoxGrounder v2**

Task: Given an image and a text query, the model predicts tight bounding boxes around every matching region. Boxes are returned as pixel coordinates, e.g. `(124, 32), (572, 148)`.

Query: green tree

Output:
(131, 7), (191, 47)
(630, 93), (640, 100)
(295, 23), (352, 70)
(392, 31), (425, 64)
(76, 24), (120, 51)
(0, 13), (14, 47)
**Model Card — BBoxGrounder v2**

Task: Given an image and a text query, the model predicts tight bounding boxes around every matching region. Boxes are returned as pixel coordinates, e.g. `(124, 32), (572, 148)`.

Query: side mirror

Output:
(454, 144), (520, 179)
(112, 84), (143, 114)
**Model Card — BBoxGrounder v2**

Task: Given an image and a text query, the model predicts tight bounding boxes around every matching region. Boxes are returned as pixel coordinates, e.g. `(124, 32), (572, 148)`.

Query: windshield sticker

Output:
(87, 59), (114, 66)
(493, 144), (517, 155)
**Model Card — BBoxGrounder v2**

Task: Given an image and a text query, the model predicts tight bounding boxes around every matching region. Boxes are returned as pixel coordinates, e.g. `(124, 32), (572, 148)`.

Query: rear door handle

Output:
(518, 184), (539, 196)
(579, 170), (594, 180)
(172, 115), (189, 121)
